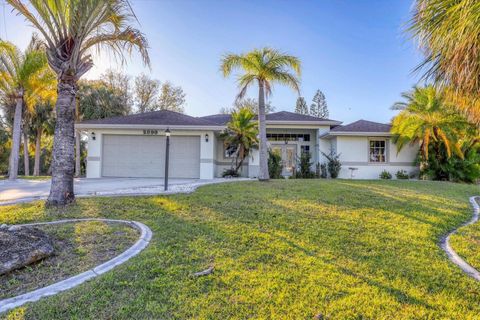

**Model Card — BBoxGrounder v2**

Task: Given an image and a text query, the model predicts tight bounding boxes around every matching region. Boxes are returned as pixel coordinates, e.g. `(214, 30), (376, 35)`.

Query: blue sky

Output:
(0, 0), (422, 123)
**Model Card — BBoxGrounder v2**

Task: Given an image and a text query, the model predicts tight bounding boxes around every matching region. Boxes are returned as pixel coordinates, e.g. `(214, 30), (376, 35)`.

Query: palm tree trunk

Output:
(33, 126), (43, 176)
(258, 81), (269, 180)
(8, 96), (23, 180)
(47, 79), (77, 206)
(75, 130), (81, 177)
(23, 129), (30, 176)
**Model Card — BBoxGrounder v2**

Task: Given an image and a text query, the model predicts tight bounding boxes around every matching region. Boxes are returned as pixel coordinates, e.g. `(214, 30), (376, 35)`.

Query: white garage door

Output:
(102, 135), (200, 178)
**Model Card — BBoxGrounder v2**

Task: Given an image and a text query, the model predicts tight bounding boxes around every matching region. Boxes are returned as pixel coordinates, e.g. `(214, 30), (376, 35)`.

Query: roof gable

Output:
(330, 120), (391, 133)
(200, 111), (340, 125)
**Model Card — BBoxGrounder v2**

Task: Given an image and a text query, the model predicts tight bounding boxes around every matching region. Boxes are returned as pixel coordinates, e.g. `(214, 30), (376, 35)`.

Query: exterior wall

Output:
(214, 136), (250, 177)
(331, 136), (419, 179)
(83, 129), (212, 179)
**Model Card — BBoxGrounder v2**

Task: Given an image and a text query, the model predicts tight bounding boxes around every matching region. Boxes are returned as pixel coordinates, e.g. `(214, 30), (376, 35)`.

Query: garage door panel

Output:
(102, 134), (200, 178)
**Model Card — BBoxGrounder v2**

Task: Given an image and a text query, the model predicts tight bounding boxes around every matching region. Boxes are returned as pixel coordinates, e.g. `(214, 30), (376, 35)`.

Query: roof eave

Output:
(75, 123), (225, 131)
(321, 131), (392, 138)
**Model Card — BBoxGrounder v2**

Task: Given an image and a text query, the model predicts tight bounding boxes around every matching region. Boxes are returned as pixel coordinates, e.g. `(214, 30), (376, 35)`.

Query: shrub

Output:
(296, 152), (315, 178)
(222, 168), (240, 178)
(322, 150), (341, 179)
(380, 170), (392, 179)
(320, 163), (328, 178)
(268, 150), (283, 179)
(395, 170), (409, 179)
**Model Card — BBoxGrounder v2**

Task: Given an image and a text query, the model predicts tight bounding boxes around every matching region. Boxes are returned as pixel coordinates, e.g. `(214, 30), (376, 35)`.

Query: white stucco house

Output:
(76, 110), (419, 180)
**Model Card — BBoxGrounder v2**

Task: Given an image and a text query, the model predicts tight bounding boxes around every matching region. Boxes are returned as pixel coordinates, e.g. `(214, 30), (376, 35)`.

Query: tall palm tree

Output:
(409, 0), (480, 126)
(391, 86), (467, 161)
(0, 38), (49, 180)
(221, 48), (301, 180)
(7, 0), (150, 205)
(220, 108), (258, 174)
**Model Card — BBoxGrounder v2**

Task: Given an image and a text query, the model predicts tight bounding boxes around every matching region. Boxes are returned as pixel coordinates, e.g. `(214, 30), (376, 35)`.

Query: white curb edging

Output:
(0, 218), (152, 314)
(440, 196), (480, 281)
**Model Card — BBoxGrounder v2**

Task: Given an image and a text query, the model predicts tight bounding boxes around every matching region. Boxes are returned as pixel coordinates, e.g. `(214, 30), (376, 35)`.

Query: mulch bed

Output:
(0, 221), (138, 300)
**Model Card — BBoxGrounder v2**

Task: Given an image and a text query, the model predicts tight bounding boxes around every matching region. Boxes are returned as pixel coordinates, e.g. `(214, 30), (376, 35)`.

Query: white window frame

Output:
(368, 139), (388, 163)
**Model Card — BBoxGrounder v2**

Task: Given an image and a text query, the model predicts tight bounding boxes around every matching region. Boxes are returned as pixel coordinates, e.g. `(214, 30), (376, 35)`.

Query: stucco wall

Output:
(331, 136), (419, 179)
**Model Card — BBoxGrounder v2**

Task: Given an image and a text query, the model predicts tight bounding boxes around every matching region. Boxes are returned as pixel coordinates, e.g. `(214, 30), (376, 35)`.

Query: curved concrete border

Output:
(0, 218), (152, 314)
(440, 196), (480, 281)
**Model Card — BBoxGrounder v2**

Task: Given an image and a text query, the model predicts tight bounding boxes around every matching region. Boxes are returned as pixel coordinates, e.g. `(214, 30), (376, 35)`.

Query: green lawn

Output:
(1, 180), (479, 319)
(0, 176), (51, 181)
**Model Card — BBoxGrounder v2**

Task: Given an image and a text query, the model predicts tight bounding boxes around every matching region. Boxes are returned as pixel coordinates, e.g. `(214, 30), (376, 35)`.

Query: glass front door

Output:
(271, 144), (297, 176)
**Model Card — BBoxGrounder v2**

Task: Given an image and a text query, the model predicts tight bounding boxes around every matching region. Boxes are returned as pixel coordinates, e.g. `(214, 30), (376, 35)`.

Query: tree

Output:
(219, 98), (275, 114)
(101, 70), (133, 114)
(310, 90), (329, 118)
(220, 108), (258, 175)
(0, 36), (50, 180)
(391, 86), (467, 161)
(77, 80), (131, 120)
(156, 82), (186, 113)
(134, 73), (159, 113)
(7, 0), (150, 205)
(31, 101), (55, 176)
(409, 0), (480, 126)
(221, 48), (301, 180)
(294, 97), (308, 115)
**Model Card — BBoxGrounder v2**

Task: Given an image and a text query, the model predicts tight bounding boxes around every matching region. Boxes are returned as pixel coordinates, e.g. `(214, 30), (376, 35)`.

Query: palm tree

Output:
(31, 101), (55, 176)
(221, 108), (258, 174)
(409, 0), (480, 126)
(391, 86), (467, 161)
(0, 37), (49, 180)
(7, 0), (150, 205)
(220, 48), (301, 180)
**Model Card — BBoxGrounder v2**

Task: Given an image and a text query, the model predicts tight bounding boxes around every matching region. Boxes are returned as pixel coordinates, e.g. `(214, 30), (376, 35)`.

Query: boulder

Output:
(0, 226), (54, 275)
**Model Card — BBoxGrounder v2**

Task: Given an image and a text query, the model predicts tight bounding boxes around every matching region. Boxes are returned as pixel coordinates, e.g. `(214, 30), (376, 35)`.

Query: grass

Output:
(0, 180), (479, 319)
(0, 221), (138, 300)
(0, 176), (51, 181)
(449, 198), (480, 271)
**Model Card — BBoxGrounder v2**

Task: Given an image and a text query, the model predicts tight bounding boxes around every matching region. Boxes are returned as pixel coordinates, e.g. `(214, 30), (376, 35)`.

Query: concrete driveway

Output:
(0, 177), (221, 205)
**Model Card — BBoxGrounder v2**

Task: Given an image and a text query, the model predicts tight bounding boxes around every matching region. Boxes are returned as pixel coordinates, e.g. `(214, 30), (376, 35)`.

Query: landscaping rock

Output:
(0, 226), (54, 275)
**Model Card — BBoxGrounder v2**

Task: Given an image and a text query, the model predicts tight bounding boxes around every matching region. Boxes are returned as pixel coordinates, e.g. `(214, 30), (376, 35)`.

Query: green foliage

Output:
(77, 80), (131, 121)
(409, 0), (480, 125)
(320, 163), (328, 178)
(221, 108), (258, 175)
(268, 150), (283, 179)
(421, 142), (480, 183)
(391, 86), (467, 160)
(322, 150), (341, 178)
(310, 89), (329, 118)
(0, 120), (10, 174)
(221, 168), (239, 178)
(395, 170), (409, 180)
(295, 151), (315, 178)
(156, 81), (186, 113)
(294, 96), (308, 115)
(380, 170), (393, 180)
(219, 98), (275, 114)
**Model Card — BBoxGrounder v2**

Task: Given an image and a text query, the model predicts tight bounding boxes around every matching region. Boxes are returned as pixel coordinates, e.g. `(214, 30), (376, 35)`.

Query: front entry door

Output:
(271, 145), (297, 176)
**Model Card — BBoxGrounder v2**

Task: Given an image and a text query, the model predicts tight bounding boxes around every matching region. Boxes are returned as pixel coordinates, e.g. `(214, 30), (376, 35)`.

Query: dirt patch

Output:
(0, 221), (138, 300)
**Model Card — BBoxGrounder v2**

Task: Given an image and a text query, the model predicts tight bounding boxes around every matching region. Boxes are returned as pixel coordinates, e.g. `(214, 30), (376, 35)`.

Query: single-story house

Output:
(76, 110), (419, 180)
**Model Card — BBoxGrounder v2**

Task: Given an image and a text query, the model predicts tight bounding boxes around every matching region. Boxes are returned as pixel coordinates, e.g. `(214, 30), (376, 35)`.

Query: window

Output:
(266, 133), (310, 142)
(224, 144), (237, 158)
(369, 140), (386, 163)
(301, 145), (310, 154)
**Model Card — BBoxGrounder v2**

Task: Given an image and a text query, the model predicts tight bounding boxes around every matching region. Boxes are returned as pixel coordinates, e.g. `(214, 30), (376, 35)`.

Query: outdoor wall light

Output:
(91, 132), (96, 140)
(205, 133), (209, 142)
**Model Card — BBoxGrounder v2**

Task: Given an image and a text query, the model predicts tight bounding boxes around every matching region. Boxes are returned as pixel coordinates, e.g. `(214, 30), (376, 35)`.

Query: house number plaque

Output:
(143, 129), (159, 135)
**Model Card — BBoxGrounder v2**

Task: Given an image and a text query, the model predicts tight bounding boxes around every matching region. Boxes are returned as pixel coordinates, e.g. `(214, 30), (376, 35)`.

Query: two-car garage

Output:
(101, 135), (201, 179)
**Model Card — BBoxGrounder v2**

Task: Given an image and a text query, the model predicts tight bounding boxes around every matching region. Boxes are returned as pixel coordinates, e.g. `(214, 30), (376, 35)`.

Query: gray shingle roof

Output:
(80, 110), (219, 126)
(200, 111), (339, 125)
(330, 120), (391, 133)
